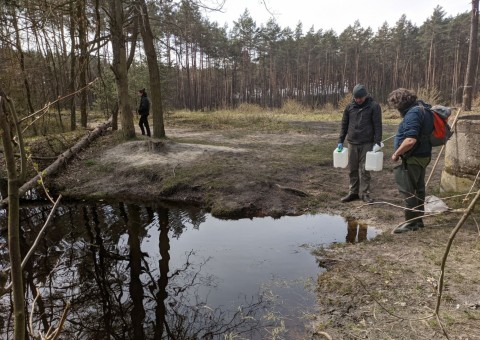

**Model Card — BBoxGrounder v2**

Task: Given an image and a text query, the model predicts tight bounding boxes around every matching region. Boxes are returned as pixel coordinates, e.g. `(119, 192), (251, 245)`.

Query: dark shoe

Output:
(362, 194), (374, 204)
(341, 193), (360, 203)
(394, 222), (419, 234)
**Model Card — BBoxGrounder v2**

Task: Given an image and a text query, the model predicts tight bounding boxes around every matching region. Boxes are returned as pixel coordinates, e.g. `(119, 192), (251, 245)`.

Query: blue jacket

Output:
(394, 101), (434, 158)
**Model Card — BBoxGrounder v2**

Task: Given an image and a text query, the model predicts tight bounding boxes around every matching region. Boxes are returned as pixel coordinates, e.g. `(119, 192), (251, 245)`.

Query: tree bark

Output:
(78, 0), (89, 127)
(0, 97), (25, 340)
(108, 0), (135, 139)
(137, 0), (166, 138)
(69, 0), (77, 131)
(10, 5), (37, 135)
(462, 0), (479, 111)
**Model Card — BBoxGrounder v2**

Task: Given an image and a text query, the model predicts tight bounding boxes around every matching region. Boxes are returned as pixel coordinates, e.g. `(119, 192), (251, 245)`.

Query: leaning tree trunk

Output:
(0, 117), (112, 209)
(462, 0), (479, 111)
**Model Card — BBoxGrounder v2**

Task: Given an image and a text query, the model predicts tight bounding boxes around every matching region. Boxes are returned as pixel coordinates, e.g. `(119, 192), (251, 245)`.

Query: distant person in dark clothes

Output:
(387, 88), (434, 233)
(337, 84), (383, 204)
(138, 88), (151, 137)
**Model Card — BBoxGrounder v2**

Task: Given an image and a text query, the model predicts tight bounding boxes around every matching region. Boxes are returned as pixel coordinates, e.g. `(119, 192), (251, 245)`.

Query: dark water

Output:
(0, 202), (376, 339)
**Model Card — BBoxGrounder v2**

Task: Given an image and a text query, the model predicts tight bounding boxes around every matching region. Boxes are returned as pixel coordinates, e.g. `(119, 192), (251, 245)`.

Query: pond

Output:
(0, 201), (377, 339)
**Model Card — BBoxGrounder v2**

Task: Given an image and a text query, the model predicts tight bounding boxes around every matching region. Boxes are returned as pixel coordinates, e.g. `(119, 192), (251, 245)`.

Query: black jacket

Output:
(138, 95), (150, 116)
(338, 96), (382, 145)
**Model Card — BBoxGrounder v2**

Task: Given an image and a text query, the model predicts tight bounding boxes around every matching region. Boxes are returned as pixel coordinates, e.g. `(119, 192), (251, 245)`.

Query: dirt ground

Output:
(44, 117), (480, 339)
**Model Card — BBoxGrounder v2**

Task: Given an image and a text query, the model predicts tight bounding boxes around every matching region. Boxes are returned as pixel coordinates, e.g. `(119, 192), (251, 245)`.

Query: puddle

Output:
(0, 202), (377, 338)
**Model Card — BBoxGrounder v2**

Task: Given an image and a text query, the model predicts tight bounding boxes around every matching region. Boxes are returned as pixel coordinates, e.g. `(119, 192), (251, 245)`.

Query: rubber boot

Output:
(394, 210), (419, 234)
(415, 204), (425, 228)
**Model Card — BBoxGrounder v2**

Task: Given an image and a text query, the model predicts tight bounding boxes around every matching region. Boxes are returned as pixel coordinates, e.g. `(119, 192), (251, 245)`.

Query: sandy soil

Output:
(45, 120), (480, 339)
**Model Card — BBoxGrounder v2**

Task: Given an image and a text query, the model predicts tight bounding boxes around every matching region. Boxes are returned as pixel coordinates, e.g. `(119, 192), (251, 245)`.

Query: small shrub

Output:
(235, 102), (263, 114)
(322, 102), (336, 113)
(84, 160), (97, 167)
(337, 93), (353, 111)
(278, 99), (307, 114)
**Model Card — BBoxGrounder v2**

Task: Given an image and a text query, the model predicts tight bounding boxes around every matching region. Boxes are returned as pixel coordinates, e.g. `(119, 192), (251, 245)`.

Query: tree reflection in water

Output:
(345, 216), (368, 244)
(0, 202), (266, 339)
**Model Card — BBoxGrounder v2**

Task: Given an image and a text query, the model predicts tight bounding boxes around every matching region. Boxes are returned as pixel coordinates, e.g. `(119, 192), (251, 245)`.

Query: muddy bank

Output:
(48, 122), (404, 223)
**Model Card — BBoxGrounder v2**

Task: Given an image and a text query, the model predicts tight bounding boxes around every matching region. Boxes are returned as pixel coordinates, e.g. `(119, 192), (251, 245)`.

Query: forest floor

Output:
(29, 109), (480, 338)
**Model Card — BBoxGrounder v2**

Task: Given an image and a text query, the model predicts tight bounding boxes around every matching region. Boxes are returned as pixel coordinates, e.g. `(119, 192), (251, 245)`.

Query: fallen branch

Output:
(363, 200), (465, 234)
(0, 117), (112, 209)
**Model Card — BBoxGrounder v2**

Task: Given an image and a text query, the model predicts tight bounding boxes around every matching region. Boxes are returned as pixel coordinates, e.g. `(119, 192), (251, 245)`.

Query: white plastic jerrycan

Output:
(365, 151), (383, 171)
(333, 147), (348, 168)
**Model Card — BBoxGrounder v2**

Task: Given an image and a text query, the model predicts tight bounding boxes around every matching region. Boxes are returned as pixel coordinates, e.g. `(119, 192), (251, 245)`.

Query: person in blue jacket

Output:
(137, 88), (151, 137)
(337, 84), (383, 204)
(387, 88), (434, 233)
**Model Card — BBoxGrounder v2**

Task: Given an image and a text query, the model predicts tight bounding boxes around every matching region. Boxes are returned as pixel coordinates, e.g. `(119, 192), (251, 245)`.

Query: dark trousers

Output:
(139, 115), (151, 136)
(393, 159), (428, 220)
(348, 143), (373, 196)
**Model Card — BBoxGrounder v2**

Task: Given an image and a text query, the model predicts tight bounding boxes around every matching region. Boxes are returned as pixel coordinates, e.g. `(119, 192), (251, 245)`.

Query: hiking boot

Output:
(341, 193), (360, 203)
(394, 222), (419, 233)
(362, 194), (374, 204)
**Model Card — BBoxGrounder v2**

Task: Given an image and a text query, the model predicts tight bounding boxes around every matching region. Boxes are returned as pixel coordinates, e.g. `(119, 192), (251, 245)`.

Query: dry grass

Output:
(167, 97), (406, 130)
(313, 222), (480, 339)
(416, 86), (443, 105)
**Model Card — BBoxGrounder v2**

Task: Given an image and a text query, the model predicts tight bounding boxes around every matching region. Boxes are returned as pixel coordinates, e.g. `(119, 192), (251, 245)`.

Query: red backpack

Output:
(430, 105), (453, 146)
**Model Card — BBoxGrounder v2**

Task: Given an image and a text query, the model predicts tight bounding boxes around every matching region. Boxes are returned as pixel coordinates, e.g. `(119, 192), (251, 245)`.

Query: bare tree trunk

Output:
(137, 0), (166, 138)
(0, 97), (25, 340)
(10, 6), (37, 135)
(427, 36), (434, 90)
(69, 1), (77, 131)
(452, 42), (461, 104)
(462, 0), (479, 111)
(108, 0), (135, 139)
(78, 0), (89, 127)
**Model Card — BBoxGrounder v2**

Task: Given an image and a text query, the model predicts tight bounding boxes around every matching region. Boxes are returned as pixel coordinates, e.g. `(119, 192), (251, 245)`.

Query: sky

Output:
(204, 0), (471, 34)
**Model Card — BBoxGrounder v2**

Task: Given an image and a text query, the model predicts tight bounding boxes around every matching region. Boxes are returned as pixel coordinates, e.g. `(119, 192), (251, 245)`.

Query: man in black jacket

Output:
(138, 88), (151, 137)
(337, 84), (382, 204)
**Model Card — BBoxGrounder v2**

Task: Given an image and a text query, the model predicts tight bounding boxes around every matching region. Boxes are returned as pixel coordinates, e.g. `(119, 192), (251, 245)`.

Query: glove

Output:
(337, 143), (343, 152)
(372, 142), (384, 153)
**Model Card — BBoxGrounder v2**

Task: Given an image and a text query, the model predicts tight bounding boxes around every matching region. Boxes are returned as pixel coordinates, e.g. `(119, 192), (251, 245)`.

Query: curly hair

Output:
(387, 88), (417, 112)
